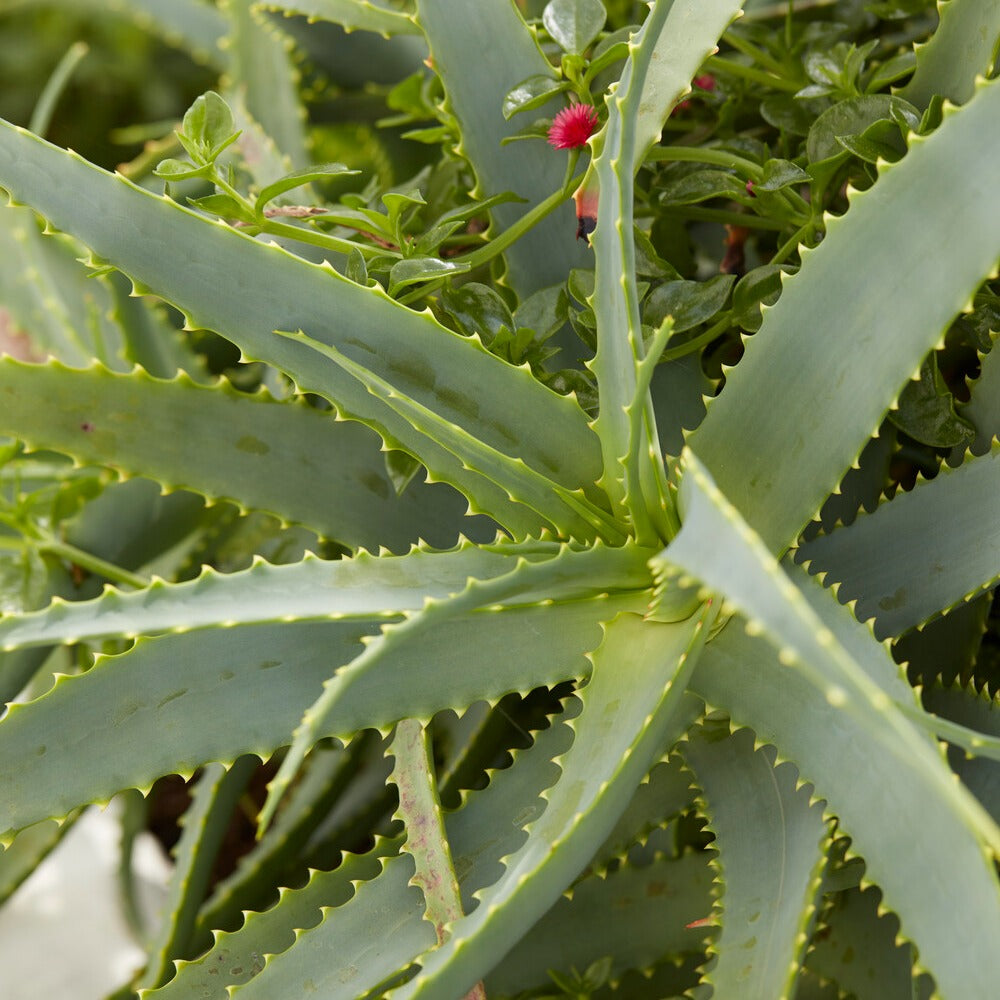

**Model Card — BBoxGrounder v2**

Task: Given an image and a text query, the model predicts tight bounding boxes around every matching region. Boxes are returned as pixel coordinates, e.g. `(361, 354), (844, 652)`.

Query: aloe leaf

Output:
(446, 701), (577, 906)
(688, 76), (1000, 554)
(231, 849), (434, 999)
(691, 623), (1000, 1000)
(193, 701), (571, 999)
(0, 358), (479, 551)
(0, 620), (373, 837)
(138, 757), (258, 991)
(894, 594), (990, 690)
(143, 835), (407, 1000)
(797, 445), (1000, 640)
(0, 205), (128, 370)
(260, 543), (653, 830)
(484, 852), (715, 996)
(255, 0), (422, 36)
(412, 0), (591, 296)
(0, 122), (603, 535)
(615, 0), (744, 167)
(663, 453), (926, 707)
(64, 479), (217, 584)
(682, 725), (827, 1000)
(923, 682), (1000, 825)
(900, 0), (1000, 108)
(961, 337), (1000, 453)
(190, 740), (364, 946)
(106, 273), (210, 382)
(389, 607), (715, 998)
(392, 720), (488, 997)
(650, 355), (711, 458)
(0, 814), (78, 906)
(392, 719), (467, 942)
(0, 543), (553, 651)
(157, 705), (566, 999)
(586, 755), (697, 872)
(193, 697), (572, 999)
(587, 0), (741, 538)
(273, 328), (621, 541)
(806, 887), (932, 1000)
(222, 0), (309, 168)
(0, 591), (641, 837)
(668, 453), (1000, 997)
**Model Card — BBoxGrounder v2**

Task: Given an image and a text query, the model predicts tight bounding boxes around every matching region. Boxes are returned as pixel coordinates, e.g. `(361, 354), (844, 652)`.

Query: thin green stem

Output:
(457, 170), (586, 272)
(397, 276), (447, 307)
(646, 144), (764, 180)
(210, 168), (393, 262)
(704, 55), (800, 93)
(648, 145), (812, 224)
(30, 41), (89, 138)
(209, 171), (249, 208)
(38, 538), (150, 590)
(562, 148), (582, 192)
(661, 205), (789, 230)
(770, 219), (815, 265)
(660, 314), (732, 364)
(260, 218), (394, 261)
(721, 29), (791, 78)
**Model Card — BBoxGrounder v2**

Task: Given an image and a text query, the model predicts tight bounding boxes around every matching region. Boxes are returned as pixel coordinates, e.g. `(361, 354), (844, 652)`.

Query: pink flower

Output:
(547, 103), (599, 150)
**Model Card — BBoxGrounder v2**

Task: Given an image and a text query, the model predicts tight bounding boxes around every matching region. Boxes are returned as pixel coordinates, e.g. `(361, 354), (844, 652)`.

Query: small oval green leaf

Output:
(542, 0), (607, 54)
(440, 282), (515, 343)
(502, 74), (568, 120)
(254, 163), (359, 216)
(659, 169), (746, 206)
(757, 158), (811, 192)
(644, 275), (735, 334)
(153, 158), (213, 181)
(807, 95), (919, 164)
(387, 258), (471, 296)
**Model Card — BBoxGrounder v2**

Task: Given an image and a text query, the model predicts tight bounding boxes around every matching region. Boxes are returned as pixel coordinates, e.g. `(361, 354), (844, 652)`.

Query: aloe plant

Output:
(1, 1), (999, 997)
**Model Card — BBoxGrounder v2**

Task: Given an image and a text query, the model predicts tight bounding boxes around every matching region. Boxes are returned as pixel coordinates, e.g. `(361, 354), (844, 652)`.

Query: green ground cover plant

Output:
(0, 0), (999, 996)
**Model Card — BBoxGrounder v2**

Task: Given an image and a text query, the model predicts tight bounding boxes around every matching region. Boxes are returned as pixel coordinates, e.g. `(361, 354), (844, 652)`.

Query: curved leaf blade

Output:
(683, 725), (827, 1000)
(0, 358), (485, 551)
(797, 446), (1000, 639)
(901, 0), (1000, 107)
(587, 0), (742, 535)
(390, 607), (715, 999)
(260, 542), (653, 830)
(0, 544), (553, 652)
(485, 852), (715, 996)
(0, 121), (603, 534)
(668, 451), (1000, 998)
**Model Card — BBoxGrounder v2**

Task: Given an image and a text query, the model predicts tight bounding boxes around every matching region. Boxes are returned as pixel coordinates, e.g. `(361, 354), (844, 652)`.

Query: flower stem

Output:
(455, 170), (586, 272)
